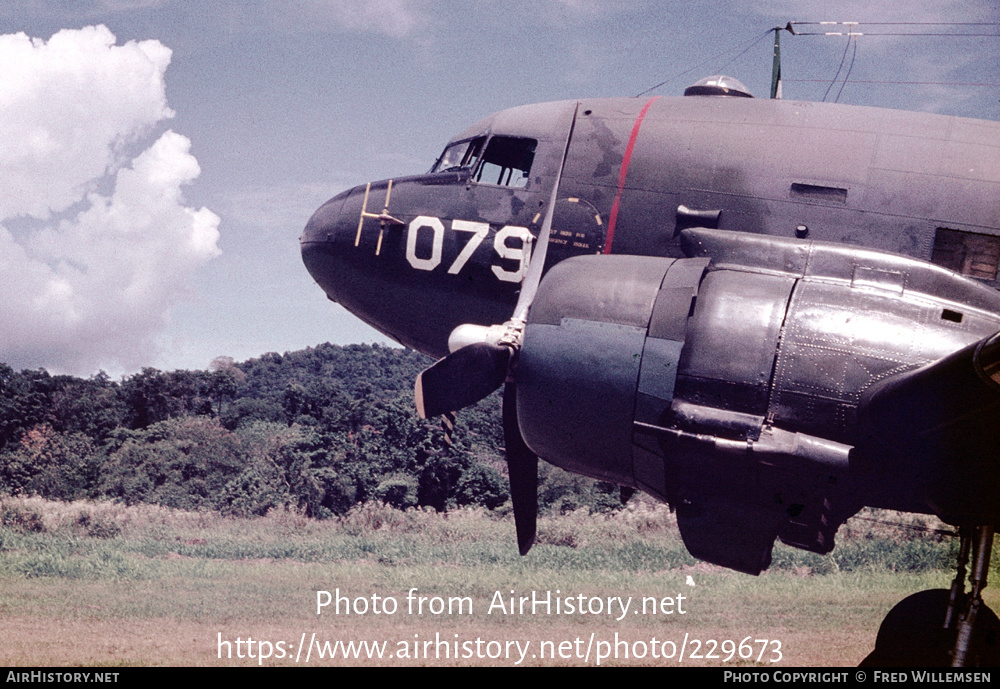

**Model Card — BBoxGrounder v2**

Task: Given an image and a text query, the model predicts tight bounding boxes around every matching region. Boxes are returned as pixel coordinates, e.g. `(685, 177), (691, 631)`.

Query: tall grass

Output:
(0, 495), (964, 580)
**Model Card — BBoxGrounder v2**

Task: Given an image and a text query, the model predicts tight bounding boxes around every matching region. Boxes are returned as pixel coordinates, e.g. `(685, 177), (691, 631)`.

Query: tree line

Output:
(0, 344), (619, 518)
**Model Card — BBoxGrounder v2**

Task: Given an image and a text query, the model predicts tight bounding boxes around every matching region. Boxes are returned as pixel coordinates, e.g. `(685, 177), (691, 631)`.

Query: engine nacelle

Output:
(516, 230), (1000, 573)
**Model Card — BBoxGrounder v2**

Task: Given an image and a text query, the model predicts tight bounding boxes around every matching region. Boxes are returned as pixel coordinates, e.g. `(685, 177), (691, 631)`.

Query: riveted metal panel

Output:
(768, 279), (1000, 442)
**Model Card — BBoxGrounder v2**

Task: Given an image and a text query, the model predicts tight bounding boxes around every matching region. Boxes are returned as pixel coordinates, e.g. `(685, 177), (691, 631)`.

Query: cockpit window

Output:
(473, 136), (536, 187)
(431, 135), (537, 188)
(431, 136), (486, 173)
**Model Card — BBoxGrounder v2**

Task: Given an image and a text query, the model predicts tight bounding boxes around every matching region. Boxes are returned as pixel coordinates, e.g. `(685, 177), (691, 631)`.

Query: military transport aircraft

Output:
(301, 75), (1000, 666)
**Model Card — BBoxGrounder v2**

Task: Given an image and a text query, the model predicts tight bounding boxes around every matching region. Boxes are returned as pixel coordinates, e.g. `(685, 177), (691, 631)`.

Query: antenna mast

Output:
(770, 23), (794, 99)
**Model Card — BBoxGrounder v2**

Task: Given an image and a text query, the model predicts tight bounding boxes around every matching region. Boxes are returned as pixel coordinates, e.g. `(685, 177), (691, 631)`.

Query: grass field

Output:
(1, 496), (993, 667)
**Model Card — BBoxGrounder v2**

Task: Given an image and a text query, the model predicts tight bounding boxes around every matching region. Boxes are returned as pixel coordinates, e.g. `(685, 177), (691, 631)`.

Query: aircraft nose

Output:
(300, 187), (360, 304)
(301, 180), (457, 356)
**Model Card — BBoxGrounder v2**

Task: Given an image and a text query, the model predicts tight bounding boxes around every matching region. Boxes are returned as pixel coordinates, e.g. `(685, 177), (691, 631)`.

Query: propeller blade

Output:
(414, 342), (510, 419)
(494, 108), (576, 555)
(511, 102), (579, 323)
(503, 380), (538, 555)
(412, 106), (577, 554)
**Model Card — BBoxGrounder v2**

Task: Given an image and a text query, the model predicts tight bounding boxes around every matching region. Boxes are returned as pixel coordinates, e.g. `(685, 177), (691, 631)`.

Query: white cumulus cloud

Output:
(0, 25), (220, 375)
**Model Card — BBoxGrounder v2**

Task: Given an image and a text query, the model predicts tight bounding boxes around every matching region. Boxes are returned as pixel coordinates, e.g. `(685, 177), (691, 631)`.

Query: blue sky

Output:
(1, 0), (997, 375)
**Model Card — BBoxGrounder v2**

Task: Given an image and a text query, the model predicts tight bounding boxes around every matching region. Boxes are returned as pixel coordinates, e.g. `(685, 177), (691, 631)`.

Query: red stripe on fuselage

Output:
(603, 96), (660, 254)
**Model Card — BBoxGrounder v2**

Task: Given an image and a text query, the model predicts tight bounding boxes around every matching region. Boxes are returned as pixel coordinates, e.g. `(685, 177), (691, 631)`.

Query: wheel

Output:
(860, 589), (1000, 667)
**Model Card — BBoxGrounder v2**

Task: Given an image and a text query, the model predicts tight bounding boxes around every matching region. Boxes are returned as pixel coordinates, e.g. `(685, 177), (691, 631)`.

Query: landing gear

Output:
(861, 526), (1000, 667)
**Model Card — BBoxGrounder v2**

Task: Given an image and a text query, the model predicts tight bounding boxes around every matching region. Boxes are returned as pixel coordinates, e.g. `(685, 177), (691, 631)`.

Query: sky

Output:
(0, 0), (997, 376)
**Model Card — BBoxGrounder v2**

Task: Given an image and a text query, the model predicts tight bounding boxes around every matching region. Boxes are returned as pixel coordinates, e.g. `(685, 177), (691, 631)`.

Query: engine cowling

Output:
(516, 254), (700, 488)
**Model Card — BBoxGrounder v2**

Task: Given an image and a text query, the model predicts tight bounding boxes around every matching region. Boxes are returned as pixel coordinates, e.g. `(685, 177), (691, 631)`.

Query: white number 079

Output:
(406, 216), (533, 283)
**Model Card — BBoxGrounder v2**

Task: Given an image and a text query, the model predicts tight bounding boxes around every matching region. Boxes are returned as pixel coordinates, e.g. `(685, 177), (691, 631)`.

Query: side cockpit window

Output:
(431, 135), (536, 188)
(431, 136), (486, 173)
(473, 136), (536, 187)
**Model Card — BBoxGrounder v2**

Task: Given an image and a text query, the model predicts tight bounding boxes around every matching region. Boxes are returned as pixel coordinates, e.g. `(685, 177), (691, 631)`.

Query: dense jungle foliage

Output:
(0, 344), (620, 518)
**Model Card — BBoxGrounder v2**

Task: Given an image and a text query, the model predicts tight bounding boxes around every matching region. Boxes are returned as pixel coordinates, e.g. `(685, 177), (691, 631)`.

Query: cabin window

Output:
(473, 136), (536, 188)
(431, 136), (486, 173)
(931, 228), (1000, 281)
